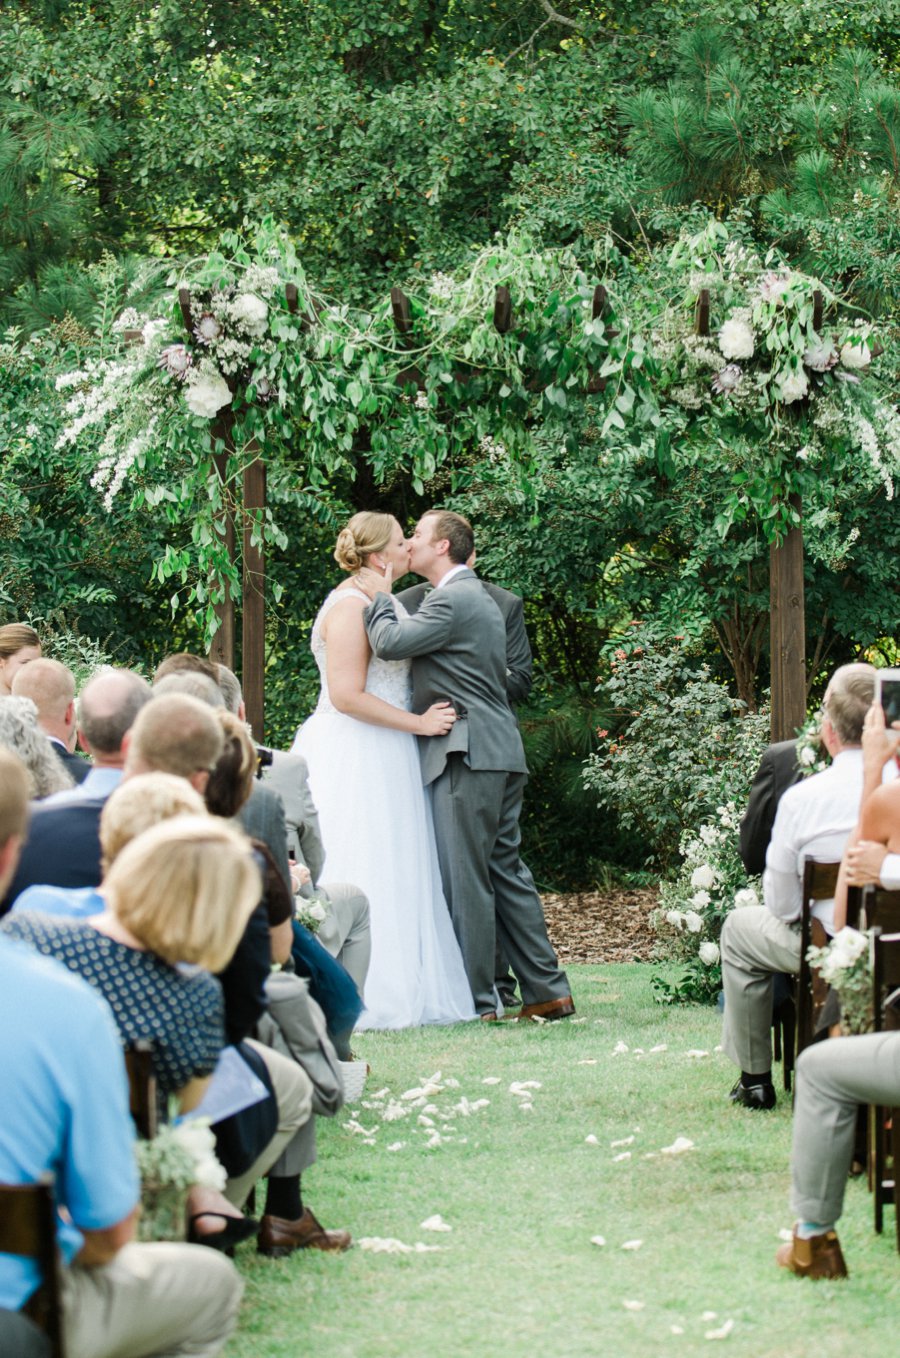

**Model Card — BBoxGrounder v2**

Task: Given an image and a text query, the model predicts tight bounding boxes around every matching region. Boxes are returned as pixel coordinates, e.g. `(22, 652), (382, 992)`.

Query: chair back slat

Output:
(124, 1041), (159, 1140)
(863, 889), (900, 938)
(0, 1176), (65, 1358)
(796, 858), (843, 1058)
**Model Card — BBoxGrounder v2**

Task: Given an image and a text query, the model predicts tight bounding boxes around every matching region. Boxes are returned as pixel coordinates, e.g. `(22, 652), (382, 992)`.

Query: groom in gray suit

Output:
(360, 509), (573, 1021)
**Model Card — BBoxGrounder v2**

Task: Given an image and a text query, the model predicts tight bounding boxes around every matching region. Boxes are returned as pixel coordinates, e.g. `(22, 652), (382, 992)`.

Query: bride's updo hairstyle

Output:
(333, 512), (395, 573)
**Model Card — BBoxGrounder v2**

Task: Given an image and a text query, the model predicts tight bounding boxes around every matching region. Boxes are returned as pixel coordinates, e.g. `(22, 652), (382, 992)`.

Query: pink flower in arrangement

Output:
(195, 313), (223, 345)
(157, 344), (192, 380)
(711, 364), (742, 395)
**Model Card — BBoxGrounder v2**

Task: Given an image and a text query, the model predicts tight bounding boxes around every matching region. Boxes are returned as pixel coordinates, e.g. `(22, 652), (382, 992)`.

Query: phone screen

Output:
(879, 677), (900, 728)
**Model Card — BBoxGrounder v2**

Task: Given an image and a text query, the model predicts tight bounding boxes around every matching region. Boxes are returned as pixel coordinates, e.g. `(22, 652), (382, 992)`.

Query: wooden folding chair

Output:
(0, 1176), (65, 1358)
(124, 1041), (159, 1140)
(870, 927), (900, 1247)
(793, 858), (842, 1076)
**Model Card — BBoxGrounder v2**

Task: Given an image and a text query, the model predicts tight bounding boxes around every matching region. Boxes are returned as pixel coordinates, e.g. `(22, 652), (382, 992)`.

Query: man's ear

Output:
(77, 727), (92, 756)
(0, 834), (22, 899)
(434, 538), (451, 558)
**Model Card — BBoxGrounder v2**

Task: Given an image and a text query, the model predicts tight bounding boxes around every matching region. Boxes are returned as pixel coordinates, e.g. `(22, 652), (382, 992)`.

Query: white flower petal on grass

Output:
(585, 1135), (600, 1146)
(661, 1137), (695, 1156)
(621, 1239), (643, 1251)
(701, 1312), (717, 1322)
(358, 1237), (444, 1254)
(343, 1119), (377, 1137)
(649, 1044), (668, 1054)
(370, 1088), (390, 1099)
(425, 1133), (443, 1149)
(590, 1235), (606, 1247)
(685, 1050), (709, 1059)
(706, 1319), (734, 1340)
(671, 1325), (685, 1335)
(418, 1115), (435, 1127)
(577, 1059), (598, 1066)
(622, 1300), (645, 1312)
(519, 1102), (534, 1113)
(613, 1151), (632, 1162)
(509, 1081), (542, 1094)
(386, 1142), (405, 1152)
(643, 1153), (658, 1160)
(611, 1136), (635, 1148)
(777, 1228), (794, 1242)
(613, 1041), (629, 1055)
(570, 1016), (588, 1024)
(420, 1215), (452, 1232)
(444, 1078), (461, 1089)
(482, 1077), (501, 1085)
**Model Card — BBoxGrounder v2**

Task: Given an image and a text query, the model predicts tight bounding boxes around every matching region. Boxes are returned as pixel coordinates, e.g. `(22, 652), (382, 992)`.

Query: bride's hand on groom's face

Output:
(355, 563), (393, 599)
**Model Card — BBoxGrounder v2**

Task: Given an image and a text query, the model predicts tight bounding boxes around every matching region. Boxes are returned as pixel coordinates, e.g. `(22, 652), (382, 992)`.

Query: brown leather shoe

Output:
(519, 996), (576, 1021)
(258, 1209), (352, 1257)
(775, 1228), (848, 1280)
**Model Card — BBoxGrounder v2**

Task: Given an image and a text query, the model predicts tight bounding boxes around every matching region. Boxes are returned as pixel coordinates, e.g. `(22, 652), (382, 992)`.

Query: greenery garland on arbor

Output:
(651, 220), (899, 543)
(55, 219), (654, 640)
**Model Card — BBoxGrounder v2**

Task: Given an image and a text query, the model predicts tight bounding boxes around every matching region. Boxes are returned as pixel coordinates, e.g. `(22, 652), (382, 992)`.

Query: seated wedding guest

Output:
(151, 654), (293, 889)
(12, 657), (89, 784)
(218, 662), (371, 997)
(833, 701), (900, 922)
(739, 739), (803, 878)
(1, 817), (259, 1107)
(203, 714), (353, 1252)
(721, 663), (875, 1110)
(0, 751), (244, 1358)
(9, 772), (208, 920)
(0, 622), (41, 696)
(1, 670), (152, 911)
(777, 1028), (900, 1279)
(0, 696), (72, 798)
(154, 671), (226, 708)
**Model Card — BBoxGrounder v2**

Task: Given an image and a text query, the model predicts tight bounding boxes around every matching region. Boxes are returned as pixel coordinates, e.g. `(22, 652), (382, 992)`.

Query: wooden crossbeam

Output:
(695, 288), (710, 337)
(391, 287), (413, 335)
(493, 286), (513, 333)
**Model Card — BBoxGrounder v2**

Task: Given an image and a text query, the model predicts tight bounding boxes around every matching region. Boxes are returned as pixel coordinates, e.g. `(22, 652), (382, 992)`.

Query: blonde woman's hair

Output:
(103, 816), (261, 971)
(0, 624), (40, 661)
(99, 773), (208, 870)
(333, 512), (396, 573)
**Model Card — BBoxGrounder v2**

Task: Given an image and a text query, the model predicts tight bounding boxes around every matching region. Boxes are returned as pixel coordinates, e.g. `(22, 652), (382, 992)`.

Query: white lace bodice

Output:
(311, 587), (412, 715)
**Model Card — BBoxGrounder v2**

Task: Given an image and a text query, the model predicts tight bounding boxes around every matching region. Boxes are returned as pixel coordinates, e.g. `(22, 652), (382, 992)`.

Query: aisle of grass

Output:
(226, 964), (900, 1357)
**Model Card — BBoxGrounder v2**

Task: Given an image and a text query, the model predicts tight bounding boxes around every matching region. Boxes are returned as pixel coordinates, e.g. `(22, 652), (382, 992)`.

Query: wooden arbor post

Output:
(695, 286), (821, 742)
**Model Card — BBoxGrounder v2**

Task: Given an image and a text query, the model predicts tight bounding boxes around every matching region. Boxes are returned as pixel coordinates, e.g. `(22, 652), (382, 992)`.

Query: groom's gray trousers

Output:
(791, 1032), (900, 1225)
(430, 755), (569, 1014)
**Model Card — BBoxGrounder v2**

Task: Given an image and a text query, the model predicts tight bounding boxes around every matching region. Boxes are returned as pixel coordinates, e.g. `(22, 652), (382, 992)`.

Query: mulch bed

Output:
(541, 887), (660, 965)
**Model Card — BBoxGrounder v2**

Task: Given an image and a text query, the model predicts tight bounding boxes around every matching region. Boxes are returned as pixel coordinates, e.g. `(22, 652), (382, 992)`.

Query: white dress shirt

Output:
(764, 748), (864, 934)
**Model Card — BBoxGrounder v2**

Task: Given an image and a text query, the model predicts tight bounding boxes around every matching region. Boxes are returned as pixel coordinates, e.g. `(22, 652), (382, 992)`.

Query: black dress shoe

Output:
(729, 1078), (776, 1110)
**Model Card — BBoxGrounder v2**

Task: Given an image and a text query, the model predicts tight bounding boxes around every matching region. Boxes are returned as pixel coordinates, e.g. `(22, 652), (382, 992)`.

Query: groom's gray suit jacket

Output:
(364, 569), (528, 787)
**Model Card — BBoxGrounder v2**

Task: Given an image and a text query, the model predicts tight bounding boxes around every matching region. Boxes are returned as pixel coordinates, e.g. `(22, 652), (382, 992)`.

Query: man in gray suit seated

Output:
(359, 509), (573, 1022)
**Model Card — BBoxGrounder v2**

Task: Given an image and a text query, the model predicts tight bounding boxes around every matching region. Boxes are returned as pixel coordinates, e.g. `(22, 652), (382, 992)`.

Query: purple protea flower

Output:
(157, 344), (193, 380)
(711, 364), (742, 395)
(803, 339), (838, 372)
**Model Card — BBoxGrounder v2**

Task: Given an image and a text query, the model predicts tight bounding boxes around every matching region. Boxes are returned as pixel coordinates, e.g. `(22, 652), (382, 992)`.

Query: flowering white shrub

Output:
(185, 368), (232, 418)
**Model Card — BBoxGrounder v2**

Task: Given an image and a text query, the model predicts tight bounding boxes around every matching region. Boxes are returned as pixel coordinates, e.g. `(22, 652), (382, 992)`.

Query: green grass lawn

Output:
(226, 964), (900, 1357)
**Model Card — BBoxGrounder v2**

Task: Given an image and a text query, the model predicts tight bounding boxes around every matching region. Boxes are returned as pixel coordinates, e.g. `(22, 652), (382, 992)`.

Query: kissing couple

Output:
(291, 507), (574, 1027)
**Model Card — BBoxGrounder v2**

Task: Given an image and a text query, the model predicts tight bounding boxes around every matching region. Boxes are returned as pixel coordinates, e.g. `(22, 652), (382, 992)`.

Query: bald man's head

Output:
(12, 658), (76, 742)
(78, 669), (152, 759)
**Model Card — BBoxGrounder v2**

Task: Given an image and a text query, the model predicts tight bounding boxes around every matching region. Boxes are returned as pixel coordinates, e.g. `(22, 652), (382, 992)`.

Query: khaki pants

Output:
(720, 906), (802, 1073)
(316, 882), (371, 996)
(63, 1241), (242, 1358)
(223, 1039), (313, 1208)
(792, 1031), (900, 1224)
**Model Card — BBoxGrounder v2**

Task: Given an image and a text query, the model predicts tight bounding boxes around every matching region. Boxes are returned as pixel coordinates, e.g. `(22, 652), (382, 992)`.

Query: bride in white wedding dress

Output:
(291, 512), (476, 1029)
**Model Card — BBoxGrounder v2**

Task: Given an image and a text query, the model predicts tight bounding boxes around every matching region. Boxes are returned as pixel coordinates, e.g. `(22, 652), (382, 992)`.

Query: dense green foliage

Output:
(2, 0), (899, 884)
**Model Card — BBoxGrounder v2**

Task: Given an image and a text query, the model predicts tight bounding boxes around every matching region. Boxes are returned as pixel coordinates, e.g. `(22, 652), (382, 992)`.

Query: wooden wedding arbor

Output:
(183, 279), (814, 745)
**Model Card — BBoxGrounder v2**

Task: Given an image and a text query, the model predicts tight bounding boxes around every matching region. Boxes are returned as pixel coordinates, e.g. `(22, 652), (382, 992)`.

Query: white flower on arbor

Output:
(699, 941), (720, 966)
(733, 887), (759, 909)
(840, 339), (871, 371)
(718, 317), (754, 360)
(666, 909), (685, 930)
(230, 292), (269, 337)
(777, 368), (809, 404)
(691, 890), (712, 909)
(690, 864), (716, 890)
(683, 910), (704, 933)
(185, 368), (232, 418)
